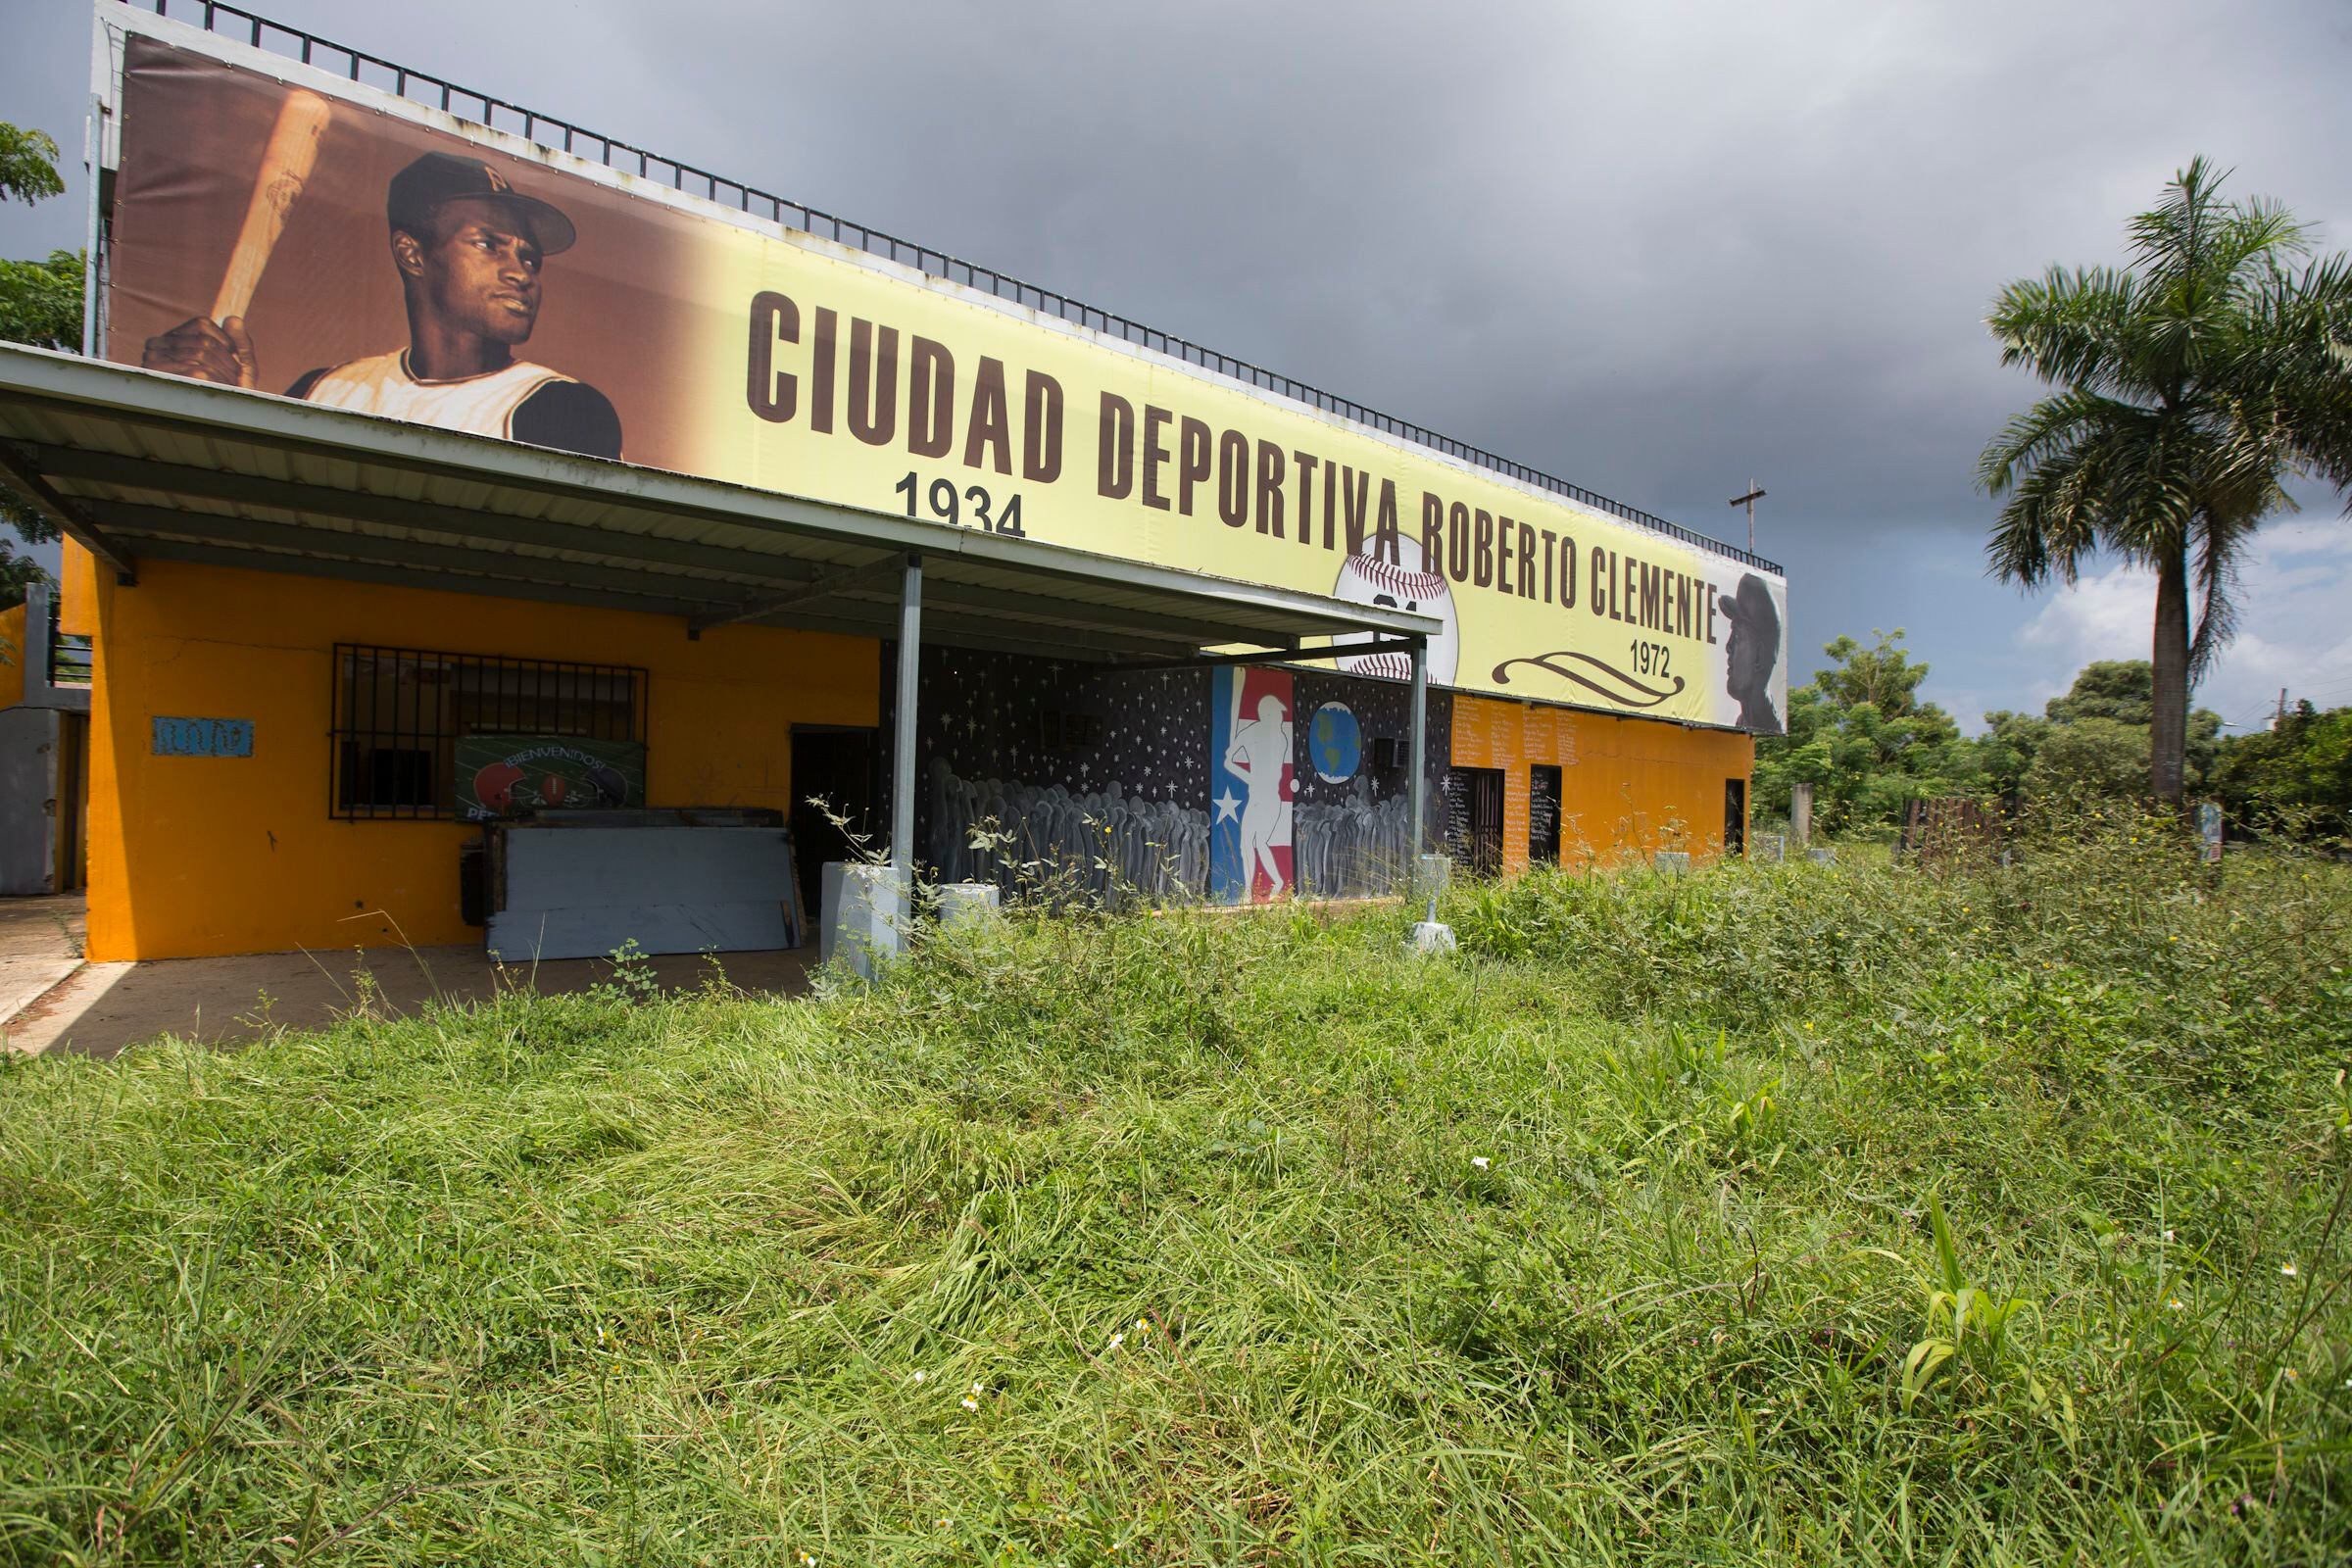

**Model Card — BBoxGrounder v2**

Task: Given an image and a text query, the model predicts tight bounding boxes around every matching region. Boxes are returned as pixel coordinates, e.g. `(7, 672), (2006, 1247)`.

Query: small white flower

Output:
(971, 1381), (986, 1396)
(2284, 1367), (2298, 1380)
(1136, 1318), (1149, 1333)
(2162, 1230), (2175, 1242)
(2282, 1263), (2300, 1278)
(911, 1370), (926, 1383)
(1470, 1155), (1491, 1170)
(1107, 1333), (1125, 1350)
(2168, 1298), (2184, 1311)
(960, 1396), (978, 1411)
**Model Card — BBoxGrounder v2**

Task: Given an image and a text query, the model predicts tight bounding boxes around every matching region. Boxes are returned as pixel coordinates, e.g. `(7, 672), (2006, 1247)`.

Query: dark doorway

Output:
(1529, 764), (1562, 866)
(791, 725), (880, 936)
(1445, 765), (1506, 878)
(1724, 777), (1747, 856)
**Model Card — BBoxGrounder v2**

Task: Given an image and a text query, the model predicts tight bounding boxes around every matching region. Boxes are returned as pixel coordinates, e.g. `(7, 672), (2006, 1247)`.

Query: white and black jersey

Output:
(287, 351), (622, 460)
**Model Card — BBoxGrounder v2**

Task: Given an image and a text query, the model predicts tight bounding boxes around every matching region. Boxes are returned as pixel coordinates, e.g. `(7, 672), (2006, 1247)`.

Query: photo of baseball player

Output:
(140, 151), (621, 460)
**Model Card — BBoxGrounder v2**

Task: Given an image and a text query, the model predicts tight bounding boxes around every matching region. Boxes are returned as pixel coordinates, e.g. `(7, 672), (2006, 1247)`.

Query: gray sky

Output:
(7, 0), (2351, 729)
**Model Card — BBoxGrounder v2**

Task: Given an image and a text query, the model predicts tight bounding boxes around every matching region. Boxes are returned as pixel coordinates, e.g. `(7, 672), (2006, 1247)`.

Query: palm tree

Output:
(1979, 158), (2352, 805)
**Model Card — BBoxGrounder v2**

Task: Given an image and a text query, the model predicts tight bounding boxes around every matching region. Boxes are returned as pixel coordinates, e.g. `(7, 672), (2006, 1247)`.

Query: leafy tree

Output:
(0, 120), (80, 364)
(2210, 700), (2352, 843)
(0, 249), (80, 351)
(0, 121), (74, 561)
(1809, 628), (1938, 716)
(1751, 641), (2251, 830)
(2024, 716), (2154, 803)
(1970, 710), (2051, 797)
(0, 543), (44, 611)
(0, 122), (65, 206)
(2017, 661), (2221, 793)
(1750, 637), (2242, 833)
(1979, 158), (2352, 807)
(1753, 629), (1966, 829)
(2044, 660), (2155, 725)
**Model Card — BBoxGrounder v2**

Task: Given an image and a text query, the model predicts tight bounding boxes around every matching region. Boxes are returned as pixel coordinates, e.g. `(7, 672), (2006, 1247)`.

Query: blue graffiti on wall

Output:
(152, 716), (254, 758)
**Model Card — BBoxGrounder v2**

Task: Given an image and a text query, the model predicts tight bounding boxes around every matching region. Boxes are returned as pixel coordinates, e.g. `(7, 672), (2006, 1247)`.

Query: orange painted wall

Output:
(59, 540), (96, 636)
(80, 556), (878, 960)
(1450, 693), (1753, 873)
(0, 603), (23, 709)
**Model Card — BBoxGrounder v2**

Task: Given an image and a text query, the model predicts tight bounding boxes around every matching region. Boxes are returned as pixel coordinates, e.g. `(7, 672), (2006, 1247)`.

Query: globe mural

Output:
(1309, 702), (1361, 783)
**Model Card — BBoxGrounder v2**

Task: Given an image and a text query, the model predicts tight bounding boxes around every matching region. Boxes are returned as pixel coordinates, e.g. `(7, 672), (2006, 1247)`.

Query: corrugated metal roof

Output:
(0, 345), (1439, 663)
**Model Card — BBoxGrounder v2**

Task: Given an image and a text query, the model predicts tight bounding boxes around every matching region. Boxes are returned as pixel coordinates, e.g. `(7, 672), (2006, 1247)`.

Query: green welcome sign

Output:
(456, 733), (646, 819)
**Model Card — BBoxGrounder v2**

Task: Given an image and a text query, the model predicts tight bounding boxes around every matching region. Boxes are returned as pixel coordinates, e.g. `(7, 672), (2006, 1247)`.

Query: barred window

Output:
(330, 645), (647, 820)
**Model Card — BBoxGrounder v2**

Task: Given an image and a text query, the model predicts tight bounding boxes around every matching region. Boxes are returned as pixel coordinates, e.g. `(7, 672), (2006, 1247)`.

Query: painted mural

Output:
(1294, 672), (1450, 898)
(910, 649), (1211, 904)
(1329, 555), (1460, 685)
(927, 759), (1207, 902)
(1294, 779), (1415, 898)
(1211, 666), (1296, 903)
(906, 647), (1454, 906)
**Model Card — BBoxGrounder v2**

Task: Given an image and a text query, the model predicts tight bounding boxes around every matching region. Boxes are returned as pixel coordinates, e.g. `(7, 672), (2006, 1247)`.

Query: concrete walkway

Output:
(0, 894), (84, 1032)
(1, 896), (815, 1059)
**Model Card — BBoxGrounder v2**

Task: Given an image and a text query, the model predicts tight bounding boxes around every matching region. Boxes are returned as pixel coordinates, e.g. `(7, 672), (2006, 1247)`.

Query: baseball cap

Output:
(1719, 574), (1779, 631)
(387, 152), (577, 256)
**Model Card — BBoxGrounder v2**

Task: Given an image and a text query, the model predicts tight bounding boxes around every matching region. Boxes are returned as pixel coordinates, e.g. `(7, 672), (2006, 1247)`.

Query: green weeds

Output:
(0, 811), (2346, 1562)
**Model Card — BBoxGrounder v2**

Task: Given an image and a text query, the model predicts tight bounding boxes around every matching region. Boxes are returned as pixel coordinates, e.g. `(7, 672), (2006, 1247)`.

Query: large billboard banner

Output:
(98, 15), (1788, 733)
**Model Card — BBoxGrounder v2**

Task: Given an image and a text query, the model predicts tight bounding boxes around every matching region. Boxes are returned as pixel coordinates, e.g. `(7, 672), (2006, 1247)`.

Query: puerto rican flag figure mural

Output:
(1210, 666), (1295, 903)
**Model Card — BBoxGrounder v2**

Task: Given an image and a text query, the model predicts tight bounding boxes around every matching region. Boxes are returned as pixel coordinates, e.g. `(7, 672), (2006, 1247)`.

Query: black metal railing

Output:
(46, 594), (92, 686)
(120, 0), (1781, 575)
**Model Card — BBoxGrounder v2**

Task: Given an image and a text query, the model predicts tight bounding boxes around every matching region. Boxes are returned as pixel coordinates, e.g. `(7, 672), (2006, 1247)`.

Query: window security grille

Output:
(328, 644), (646, 820)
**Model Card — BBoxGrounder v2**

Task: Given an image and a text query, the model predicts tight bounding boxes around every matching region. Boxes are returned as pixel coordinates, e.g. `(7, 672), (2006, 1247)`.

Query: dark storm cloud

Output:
(6, 0), (2350, 718)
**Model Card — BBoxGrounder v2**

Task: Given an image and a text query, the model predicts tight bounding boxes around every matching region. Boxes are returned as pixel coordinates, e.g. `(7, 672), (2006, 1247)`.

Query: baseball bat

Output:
(209, 88), (332, 324)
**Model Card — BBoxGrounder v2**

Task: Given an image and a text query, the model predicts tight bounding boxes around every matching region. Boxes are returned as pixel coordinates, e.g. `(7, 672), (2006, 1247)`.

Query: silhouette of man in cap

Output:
(1719, 573), (1783, 734)
(141, 151), (620, 459)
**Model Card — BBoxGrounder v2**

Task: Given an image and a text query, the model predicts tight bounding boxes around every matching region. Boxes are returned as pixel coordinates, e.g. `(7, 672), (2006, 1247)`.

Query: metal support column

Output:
(81, 87), (103, 360)
(891, 553), (922, 891)
(1407, 634), (1429, 859)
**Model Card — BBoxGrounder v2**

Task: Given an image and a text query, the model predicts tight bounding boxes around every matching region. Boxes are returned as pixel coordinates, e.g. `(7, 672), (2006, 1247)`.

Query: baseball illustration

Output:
(1329, 555), (1461, 684)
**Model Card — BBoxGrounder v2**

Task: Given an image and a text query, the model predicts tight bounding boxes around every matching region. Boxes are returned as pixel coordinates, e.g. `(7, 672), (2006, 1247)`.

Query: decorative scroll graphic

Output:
(1490, 652), (1686, 709)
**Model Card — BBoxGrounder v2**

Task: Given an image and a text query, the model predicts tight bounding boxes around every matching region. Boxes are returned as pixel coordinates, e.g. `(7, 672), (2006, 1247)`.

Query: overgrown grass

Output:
(2, 812), (2348, 1564)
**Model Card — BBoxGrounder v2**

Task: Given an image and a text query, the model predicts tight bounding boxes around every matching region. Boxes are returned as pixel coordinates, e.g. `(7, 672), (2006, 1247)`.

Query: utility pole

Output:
(1728, 481), (1765, 555)
(2275, 687), (2289, 729)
